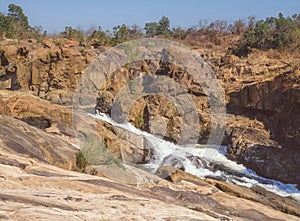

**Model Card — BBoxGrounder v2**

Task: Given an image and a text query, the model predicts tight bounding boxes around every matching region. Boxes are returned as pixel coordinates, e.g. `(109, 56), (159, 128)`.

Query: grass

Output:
(134, 114), (144, 128)
(76, 134), (125, 172)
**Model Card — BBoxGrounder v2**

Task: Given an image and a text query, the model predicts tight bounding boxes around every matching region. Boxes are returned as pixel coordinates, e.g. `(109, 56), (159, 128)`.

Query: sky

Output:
(0, 0), (299, 33)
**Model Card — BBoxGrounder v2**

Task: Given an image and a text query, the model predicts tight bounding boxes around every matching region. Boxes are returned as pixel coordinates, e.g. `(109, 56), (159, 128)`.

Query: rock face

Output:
(1, 90), (299, 220)
(1, 37), (300, 219)
(0, 50), (20, 90)
(1, 134), (299, 220)
(1, 90), (300, 220)
(226, 67), (300, 185)
(0, 90), (150, 165)
(156, 166), (300, 217)
(0, 38), (96, 105)
(95, 59), (212, 144)
(0, 114), (77, 170)
(91, 44), (300, 186)
(92, 44), (300, 185)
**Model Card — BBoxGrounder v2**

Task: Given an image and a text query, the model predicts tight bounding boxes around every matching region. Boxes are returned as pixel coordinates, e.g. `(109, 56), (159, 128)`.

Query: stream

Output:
(91, 112), (300, 202)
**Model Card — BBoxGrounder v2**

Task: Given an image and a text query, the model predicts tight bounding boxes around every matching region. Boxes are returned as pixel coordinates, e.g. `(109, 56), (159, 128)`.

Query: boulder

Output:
(0, 90), (149, 165)
(0, 114), (77, 170)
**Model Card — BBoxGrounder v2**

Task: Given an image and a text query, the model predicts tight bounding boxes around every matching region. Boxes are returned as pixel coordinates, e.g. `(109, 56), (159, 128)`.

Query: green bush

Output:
(144, 16), (171, 38)
(76, 134), (125, 172)
(61, 26), (85, 42)
(0, 4), (45, 40)
(234, 13), (300, 56)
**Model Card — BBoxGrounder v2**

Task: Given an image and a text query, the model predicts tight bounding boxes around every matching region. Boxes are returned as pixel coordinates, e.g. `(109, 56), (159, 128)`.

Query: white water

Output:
(91, 112), (300, 201)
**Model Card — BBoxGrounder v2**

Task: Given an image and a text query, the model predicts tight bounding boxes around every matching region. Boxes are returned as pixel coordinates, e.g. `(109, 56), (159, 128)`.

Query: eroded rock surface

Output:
(1, 37), (300, 219)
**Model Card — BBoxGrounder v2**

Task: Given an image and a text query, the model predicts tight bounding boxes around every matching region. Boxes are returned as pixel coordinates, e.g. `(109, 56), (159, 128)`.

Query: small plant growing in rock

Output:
(76, 134), (125, 172)
(134, 114), (145, 129)
(76, 150), (88, 172)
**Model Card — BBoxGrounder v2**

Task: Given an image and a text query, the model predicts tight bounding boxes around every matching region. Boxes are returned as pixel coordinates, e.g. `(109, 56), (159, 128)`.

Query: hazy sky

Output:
(0, 0), (299, 33)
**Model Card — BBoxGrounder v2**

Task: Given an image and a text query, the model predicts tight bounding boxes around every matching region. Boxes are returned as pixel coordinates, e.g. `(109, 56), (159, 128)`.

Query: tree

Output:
(228, 19), (245, 34)
(111, 24), (143, 45)
(144, 16), (171, 38)
(144, 22), (158, 37)
(0, 4), (32, 39)
(0, 12), (10, 38)
(172, 26), (186, 39)
(89, 26), (112, 45)
(208, 20), (228, 33)
(112, 24), (130, 45)
(234, 13), (300, 56)
(157, 16), (171, 37)
(7, 4), (29, 28)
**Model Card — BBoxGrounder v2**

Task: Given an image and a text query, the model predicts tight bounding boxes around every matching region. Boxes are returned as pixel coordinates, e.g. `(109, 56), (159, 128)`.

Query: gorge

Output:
(0, 36), (299, 220)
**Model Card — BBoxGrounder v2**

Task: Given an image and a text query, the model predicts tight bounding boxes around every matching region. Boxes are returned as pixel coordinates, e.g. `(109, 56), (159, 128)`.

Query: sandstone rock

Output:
(95, 90), (114, 113)
(85, 164), (160, 186)
(42, 38), (56, 48)
(0, 114), (77, 170)
(0, 154), (219, 220)
(206, 178), (300, 217)
(226, 68), (300, 185)
(0, 90), (149, 165)
(155, 166), (300, 220)
(0, 38), (91, 104)
(240, 144), (300, 185)
(156, 166), (205, 183)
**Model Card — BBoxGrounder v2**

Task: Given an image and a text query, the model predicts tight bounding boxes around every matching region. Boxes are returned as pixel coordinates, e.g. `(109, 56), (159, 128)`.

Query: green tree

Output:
(7, 4), (29, 28)
(144, 16), (171, 38)
(0, 4), (33, 39)
(112, 24), (143, 45)
(0, 12), (11, 37)
(144, 22), (158, 37)
(234, 13), (300, 56)
(157, 16), (171, 37)
(112, 24), (130, 45)
(272, 13), (300, 48)
(89, 26), (112, 46)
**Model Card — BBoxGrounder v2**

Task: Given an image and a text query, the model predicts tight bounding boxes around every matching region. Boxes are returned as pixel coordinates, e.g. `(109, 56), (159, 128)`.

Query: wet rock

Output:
(206, 178), (300, 217)
(226, 68), (300, 185)
(95, 90), (114, 113)
(159, 155), (186, 171)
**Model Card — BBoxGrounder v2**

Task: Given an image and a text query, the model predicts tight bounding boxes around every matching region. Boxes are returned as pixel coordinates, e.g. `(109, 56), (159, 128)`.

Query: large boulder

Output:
(0, 90), (149, 165)
(0, 114), (77, 170)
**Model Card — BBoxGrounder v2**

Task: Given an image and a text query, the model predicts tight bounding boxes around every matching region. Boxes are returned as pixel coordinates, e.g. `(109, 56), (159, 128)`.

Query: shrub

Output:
(76, 134), (125, 172)
(61, 26), (85, 42)
(234, 13), (300, 56)
(144, 16), (171, 38)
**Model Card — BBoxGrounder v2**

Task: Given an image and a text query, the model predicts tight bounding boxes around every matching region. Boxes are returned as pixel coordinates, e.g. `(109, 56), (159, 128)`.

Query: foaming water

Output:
(91, 112), (300, 201)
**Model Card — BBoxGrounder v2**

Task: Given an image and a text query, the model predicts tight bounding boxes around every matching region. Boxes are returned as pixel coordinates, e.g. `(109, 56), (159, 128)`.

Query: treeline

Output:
(0, 4), (46, 40)
(1, 4), (300, 56)
(235, 13), (300, 56)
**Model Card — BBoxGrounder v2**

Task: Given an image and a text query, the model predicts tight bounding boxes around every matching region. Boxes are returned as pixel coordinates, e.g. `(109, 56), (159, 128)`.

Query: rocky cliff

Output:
(0, 90), (299, 220)
(0, 37), (300, 220)
(0, 38), (96, 105)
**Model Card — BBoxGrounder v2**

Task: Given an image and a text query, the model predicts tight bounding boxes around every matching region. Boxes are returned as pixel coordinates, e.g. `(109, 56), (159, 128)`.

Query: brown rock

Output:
(226, 68), (300, 185)
(0, 114), (77, 170)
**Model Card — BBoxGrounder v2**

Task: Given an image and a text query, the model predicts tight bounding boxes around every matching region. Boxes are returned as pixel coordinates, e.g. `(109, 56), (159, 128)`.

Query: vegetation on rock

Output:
(76, 134), (125, 172)
(0, 4), (45, 39)
(234, 13), (300, 56)
(1, 4), (299, 57)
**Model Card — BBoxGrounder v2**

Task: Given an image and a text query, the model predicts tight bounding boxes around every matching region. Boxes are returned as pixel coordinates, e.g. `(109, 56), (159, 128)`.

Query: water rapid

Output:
(91, 112), (300, 201)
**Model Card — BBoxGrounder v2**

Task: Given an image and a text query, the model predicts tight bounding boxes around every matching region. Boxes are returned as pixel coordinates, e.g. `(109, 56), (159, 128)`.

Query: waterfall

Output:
(91, 112), (300, 201)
